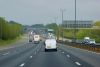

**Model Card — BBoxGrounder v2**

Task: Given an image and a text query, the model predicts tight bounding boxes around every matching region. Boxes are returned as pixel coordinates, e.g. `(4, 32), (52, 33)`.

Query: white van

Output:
(45, 37), (57, 51)
(34, 35), (40, 44)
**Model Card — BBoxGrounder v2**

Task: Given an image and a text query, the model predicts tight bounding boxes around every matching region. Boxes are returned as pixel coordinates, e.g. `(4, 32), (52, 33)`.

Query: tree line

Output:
(0, 17), (23, 40)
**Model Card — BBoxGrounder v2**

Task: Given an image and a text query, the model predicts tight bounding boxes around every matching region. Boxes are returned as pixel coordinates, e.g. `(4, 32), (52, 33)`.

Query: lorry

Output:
(33, 35), (40, 44)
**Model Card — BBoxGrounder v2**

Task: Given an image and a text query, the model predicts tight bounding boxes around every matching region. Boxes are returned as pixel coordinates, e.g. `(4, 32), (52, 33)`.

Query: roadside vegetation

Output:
(0, 36), (21, 46)
(45, 21), (100, 42)
(63, 21), (100, 42)
(0, 17), (23, 45)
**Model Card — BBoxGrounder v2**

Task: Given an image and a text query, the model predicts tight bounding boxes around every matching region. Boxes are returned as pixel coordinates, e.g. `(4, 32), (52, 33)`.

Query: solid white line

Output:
(20, 63), (25, 67)
(67, 55), (70, 58)
(3, 52), (9, 55)
(30, 56), (33, 58)
(75, 62), (81, 66)
(0, 47), (14, 51)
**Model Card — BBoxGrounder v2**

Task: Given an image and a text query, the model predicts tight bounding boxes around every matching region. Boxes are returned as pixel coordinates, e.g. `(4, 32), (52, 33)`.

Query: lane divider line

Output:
(66, 55), (70, 58)
(30, 56), (33, 58)
(62, 52), (64, 53)
(20, 63), (25, 67)
(75, 62), (81, 66)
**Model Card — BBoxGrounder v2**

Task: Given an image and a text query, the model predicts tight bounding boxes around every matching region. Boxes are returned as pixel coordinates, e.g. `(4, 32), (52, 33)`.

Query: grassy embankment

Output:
(0, 35), (23, 47)
(0, 17), (23, 47)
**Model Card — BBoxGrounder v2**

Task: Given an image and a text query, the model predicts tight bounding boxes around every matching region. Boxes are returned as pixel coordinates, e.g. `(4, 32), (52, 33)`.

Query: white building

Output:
(63, 20), (93, 28)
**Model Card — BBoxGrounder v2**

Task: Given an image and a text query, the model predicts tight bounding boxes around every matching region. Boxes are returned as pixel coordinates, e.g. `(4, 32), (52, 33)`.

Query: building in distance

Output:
(62, 20), (93, 29)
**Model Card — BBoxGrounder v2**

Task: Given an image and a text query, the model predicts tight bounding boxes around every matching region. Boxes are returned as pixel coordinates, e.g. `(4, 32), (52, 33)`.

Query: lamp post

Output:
(73, 0), (77, 42)
(54, 17), (58, 40)
(60, 9), (66, 42)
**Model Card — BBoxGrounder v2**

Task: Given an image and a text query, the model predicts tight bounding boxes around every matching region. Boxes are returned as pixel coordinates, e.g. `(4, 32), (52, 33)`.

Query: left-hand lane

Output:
(0, 41), (42, 67)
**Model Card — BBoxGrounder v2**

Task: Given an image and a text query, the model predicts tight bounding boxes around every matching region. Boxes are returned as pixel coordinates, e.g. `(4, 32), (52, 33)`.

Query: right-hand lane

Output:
(59, 44), (100, 67)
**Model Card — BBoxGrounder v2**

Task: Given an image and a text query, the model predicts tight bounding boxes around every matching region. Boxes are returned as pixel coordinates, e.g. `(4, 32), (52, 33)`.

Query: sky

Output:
(0, 0), (100, 25)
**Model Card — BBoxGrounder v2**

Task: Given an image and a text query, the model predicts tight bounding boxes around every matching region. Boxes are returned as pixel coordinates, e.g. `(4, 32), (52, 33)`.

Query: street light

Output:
(54, 17), (58, 40)
(73, 0), (77, 42)
(60, 9), (66, 42)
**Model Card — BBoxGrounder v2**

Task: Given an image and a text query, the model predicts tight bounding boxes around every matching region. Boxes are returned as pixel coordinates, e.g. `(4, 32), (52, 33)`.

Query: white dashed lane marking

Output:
(30, 56), (33, 58)
(62, 52), (64, 53)
(20, 63), (25, 67)
(59, 49), (81, 66)
(66, 55), (70, 58)
(75, 62), (81, 66)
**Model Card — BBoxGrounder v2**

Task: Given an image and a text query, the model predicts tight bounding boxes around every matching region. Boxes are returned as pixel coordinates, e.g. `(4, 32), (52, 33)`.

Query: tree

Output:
(0, 17), (23, 40)
(94, 21), (100, 27)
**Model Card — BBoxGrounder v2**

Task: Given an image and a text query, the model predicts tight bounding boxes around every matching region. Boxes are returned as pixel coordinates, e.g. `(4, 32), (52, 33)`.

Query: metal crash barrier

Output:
(57, 40), (100, 52)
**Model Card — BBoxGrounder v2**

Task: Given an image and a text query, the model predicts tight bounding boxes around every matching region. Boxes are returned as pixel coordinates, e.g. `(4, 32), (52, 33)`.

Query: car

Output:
(29, 36), (33, 42)
(82, 39), (89, 44)
(83, 39), (96, 45)
(29, 39), (32, 42)
(87, 39), (96, 45)
(44, 36), (57, 52)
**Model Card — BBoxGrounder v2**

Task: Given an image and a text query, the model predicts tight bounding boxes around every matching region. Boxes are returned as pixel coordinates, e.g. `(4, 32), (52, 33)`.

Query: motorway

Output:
(0, 40), (100, 67)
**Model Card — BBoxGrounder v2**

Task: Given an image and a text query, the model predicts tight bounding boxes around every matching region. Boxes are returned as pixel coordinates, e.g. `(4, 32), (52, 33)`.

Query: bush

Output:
(0, 17), (23, 40)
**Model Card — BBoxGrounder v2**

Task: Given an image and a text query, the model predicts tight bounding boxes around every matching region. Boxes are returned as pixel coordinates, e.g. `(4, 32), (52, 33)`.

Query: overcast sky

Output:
(0, 0), (100, 25)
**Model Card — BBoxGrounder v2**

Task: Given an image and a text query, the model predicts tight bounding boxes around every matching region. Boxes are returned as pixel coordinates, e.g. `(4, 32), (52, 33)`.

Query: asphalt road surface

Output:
(0, 41), (100, 67)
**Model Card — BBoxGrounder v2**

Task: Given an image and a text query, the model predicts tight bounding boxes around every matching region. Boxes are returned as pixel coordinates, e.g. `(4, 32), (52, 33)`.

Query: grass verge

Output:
(0, 35), (23, 47)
